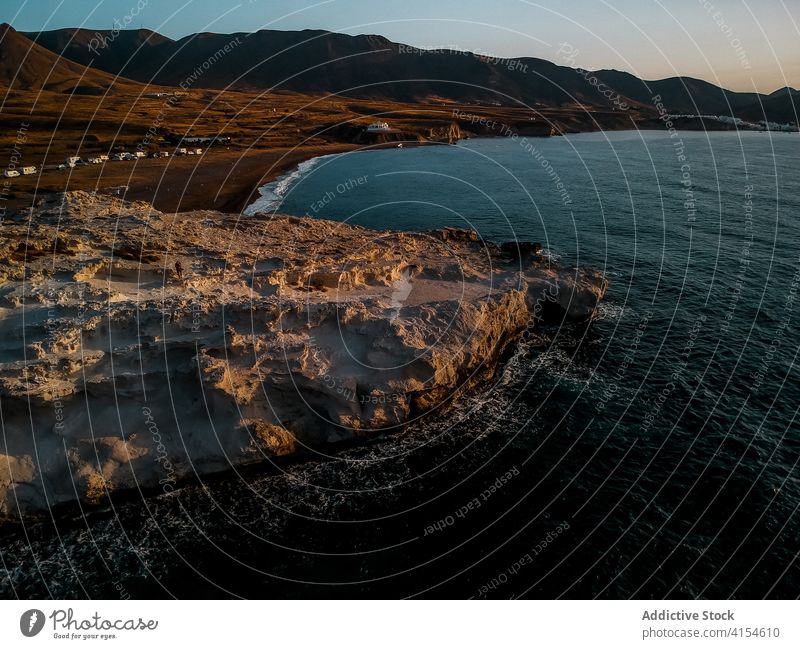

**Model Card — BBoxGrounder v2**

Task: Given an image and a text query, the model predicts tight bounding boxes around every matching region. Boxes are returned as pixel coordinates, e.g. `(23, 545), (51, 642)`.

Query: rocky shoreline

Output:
(0, 191), (607, 519)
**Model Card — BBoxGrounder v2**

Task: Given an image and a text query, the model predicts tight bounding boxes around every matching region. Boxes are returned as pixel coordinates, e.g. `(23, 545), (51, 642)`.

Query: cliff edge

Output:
(0, 191), (607, 517)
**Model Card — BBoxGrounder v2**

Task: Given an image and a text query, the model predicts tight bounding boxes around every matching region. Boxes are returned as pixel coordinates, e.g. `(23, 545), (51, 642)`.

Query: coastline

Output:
(0, 189), (608, 519)
(241, 139), (453, 215)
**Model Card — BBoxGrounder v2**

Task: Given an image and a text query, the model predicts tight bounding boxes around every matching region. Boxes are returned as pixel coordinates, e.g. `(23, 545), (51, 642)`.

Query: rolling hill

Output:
(23, 26), (638, 108)
(9, 24), (800, 123)
(0, 23), (142, 94)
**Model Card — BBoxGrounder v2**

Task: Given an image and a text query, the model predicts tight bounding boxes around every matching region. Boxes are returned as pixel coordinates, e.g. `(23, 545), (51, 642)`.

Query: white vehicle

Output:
(21, 166), (37, 175)
(3, 169), (20, 178)
(133, 151), (147, 158)
(176, 148), (187, 155)
(86, 158), (102, 164)
(193, 148), (203, 155)
(366, 121), (391, 132)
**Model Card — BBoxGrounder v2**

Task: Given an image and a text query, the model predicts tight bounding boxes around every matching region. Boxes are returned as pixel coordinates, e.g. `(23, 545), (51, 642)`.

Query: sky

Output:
(2, 0), (799, 92)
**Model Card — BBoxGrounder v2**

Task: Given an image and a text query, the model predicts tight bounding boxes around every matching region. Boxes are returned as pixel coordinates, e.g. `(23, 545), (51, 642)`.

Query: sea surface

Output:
(2, 130), (799, 599)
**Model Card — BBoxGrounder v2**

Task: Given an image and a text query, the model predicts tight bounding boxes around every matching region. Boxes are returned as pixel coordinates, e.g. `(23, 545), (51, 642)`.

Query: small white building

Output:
(65, 156), (81, 165)
(366, 121), (391, 132)
(3, 169), (20, 178)
(21, 166), (37, 175)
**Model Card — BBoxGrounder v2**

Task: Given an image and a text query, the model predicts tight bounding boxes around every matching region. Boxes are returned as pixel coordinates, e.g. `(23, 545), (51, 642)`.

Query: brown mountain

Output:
(24, 26), (636, 109)
(0, 23), (141, 93)
(736, 87), (800, 124)
(14, 24), (800, 123)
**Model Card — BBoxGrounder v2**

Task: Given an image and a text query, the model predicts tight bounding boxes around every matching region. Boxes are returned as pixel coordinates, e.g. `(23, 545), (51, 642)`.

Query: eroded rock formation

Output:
(0, 191), (607, 517)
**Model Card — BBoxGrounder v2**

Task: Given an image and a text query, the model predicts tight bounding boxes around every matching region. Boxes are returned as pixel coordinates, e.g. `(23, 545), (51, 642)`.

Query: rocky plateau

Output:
(0, 191), (607, 518)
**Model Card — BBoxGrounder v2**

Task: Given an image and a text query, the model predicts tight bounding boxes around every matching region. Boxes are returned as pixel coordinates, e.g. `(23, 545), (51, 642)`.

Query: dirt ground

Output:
(0, 86), (649, 214)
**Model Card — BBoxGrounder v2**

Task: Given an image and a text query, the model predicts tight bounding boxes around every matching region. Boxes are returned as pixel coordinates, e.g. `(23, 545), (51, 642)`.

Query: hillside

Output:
(0, 23), (142, 94)
(24, 26), (633, 108)
(736, 86), (800, 124)
(6, 21), (798, 126)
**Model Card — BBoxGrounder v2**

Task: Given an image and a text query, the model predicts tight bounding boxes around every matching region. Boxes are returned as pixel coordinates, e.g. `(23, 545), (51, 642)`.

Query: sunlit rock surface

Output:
(0, 191), (607, 517)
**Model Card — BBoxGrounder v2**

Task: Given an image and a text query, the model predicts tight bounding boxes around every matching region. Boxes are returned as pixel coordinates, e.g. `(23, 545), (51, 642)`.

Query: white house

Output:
(3, 169), (20, 178)
(21, 166), (37, 175)
(366, 121), (391, 132)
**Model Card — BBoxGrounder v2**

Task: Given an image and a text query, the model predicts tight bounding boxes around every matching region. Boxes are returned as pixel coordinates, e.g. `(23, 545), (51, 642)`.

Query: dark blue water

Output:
(2, 131), (799, 599)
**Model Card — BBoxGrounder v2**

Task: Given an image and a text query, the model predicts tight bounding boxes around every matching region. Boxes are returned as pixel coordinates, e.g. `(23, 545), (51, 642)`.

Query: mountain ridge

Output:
(4, 23), (798, 122)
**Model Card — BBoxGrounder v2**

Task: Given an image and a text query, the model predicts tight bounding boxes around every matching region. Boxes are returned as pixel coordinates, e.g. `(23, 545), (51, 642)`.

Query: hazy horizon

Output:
(2, 0), (799, 93)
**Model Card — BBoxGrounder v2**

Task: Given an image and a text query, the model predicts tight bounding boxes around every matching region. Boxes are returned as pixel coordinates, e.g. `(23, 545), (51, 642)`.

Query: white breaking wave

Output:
(243, 154), (337, 215)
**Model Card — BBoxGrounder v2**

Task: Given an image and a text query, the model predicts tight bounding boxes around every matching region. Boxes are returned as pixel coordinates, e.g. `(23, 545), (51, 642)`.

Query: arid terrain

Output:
(0, 190), (606, 518)
(1, 85), (649, 215)
(5, 20), (790, 218)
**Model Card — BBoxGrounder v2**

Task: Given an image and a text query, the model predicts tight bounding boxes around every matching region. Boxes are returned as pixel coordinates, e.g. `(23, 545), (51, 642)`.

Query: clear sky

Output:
(3, 0), (798, 92)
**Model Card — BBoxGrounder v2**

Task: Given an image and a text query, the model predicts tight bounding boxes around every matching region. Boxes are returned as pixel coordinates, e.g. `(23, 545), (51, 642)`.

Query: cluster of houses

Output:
(669, 114), (798, 132)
